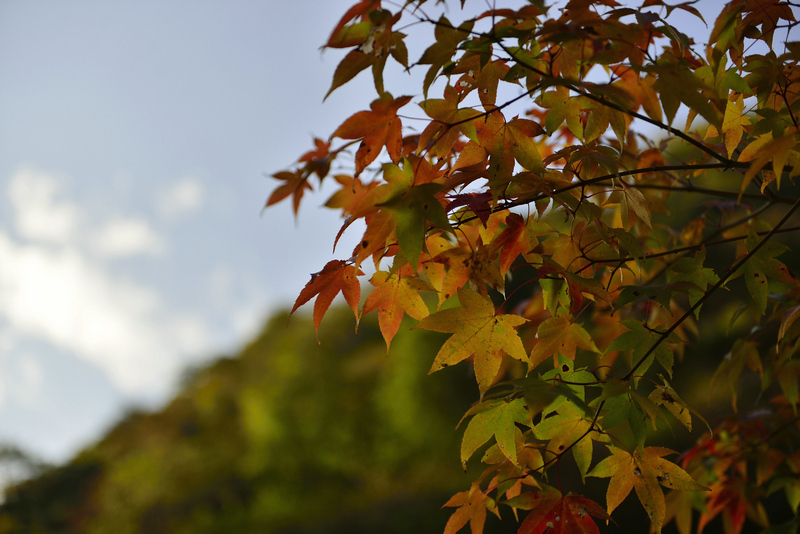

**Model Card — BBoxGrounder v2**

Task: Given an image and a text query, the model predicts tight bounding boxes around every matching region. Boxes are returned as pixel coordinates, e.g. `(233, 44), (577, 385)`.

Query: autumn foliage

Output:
(268, 0), (800, 532)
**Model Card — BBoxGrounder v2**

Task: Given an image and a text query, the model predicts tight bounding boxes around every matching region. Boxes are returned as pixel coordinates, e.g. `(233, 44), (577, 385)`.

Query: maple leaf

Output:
(668, 247), (721, 318)
(602, 391), (650, 448)
(418, 84), (481, 159)
(652, 64), (721, 127)
(417, 16), (475, 97)
(508, 118), (546, 173)
(589, 446), (708, 533)
(451, 55), (512, 109)
(606, 320), (680, 378)
(325, 0), (381, 49)
(344, 157), (448, 268)
(430, 243), (505, 307)
(710, 339), (763, 412)
(268, 3), (800, 533)
(324, 3), (409, 98)
(696, 479), (748, 534)
(736, 230), (797, 315)
(415, 287), (529, 394)
(326, 49), (378, 99)
(534, 401), (598, 479)
(297, 137), (332, 177)
(506, 486), (612, 534)
(443, 482), (498, 534)
(332, 93), (413, 175)
(612, 66), (662, 122)
(324, 174), (377, 219)
(266, 170), (312, 217)
(291, 260), (362, 339)
(460, 397), (530, 467)
(361, 266), (432, 351)
(738, 132), (798, 196)
(647, 377), (710, 434)
(382, 180), (451, 269)
(446, 191), (494, 226)
(492, 213), (531, 275)
(711, 93), (751, 158)
(529, 315), (599, 370)
(541, 226), (591, 273)
(539, 86), (592, 141)
(741, 0), (796, 48)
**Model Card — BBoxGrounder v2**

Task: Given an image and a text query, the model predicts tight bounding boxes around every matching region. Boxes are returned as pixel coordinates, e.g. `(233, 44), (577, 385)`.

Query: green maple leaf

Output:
(418, 16), (475, 97)
(534, 401), (599, 479)
(383, 182), (451, 269)
(738, 231), (797, 315)
(460, 397), (530, 467)
(540, 86), (592, 140)
(668, 248), (720, 318)
(602, 392), (649, 449)
(606, 320), (680, 378)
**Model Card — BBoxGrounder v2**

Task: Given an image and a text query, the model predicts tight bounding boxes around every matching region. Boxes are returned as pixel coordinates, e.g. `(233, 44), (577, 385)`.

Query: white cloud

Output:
(157, 176), (205, 218)
(0, 167), (211, 397)
(90, 217), (164, 258)
(0, 234), (206, 393)
(8, 167), (80, 245)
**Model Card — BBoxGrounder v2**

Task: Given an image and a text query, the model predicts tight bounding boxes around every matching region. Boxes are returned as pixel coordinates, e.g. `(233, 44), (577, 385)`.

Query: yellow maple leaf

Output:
(589, 446), (708, 533)
(415, 287), (528, 394)
(720, 93), (750, 158)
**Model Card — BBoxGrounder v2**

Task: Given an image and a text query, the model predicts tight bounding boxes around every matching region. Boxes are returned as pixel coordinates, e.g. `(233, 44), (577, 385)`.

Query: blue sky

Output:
(0, 0), (759, 464)
(0, 0), (376, 462)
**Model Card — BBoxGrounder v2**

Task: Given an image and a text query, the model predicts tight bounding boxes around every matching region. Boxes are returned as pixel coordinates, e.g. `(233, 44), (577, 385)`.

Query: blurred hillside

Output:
(0, 308), (494, 534)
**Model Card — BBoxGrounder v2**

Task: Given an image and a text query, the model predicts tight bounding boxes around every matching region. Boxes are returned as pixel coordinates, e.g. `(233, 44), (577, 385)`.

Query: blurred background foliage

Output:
(0, 155), (796, 533)
(0, 309), (486, 534)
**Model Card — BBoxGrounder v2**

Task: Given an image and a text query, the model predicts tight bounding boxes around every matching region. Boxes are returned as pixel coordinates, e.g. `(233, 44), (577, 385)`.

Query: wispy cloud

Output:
(8, 168), (80, 244)
(157, 175), (206, 218)
(89, 218), (164, 258)
(0, 167), (210, 397)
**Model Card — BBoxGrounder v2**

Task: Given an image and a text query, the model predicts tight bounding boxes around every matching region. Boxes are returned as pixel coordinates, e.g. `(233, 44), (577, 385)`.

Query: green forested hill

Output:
(0, 308), (486, 534)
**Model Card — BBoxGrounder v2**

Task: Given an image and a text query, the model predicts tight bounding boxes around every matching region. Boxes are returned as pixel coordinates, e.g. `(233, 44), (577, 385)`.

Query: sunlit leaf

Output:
(416, 287), (528, 394)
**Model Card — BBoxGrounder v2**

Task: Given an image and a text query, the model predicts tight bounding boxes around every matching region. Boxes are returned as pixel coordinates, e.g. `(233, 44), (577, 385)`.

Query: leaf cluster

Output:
(268, 1), (800, 532)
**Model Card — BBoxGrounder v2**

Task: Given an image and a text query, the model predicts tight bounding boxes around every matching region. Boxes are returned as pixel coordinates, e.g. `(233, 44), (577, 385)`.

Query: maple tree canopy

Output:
(268, 0), (800, 532)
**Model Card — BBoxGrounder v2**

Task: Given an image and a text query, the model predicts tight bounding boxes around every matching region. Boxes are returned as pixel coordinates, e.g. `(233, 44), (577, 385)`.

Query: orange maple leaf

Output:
(697, 479), (748, 534)
(265, 170), (312, 217)
(443, 482), (495, 534)
(492, 213), (535, 275)
(297, 137), (332, 178)
(431, 243), (504, 305)
(332, 92), (413, 176)
(291, 260), (362, 339)
(361, 266), (432, 351)
(529, 315), (599, 369)
(415, 287), (528, 394)
(325, 0), (381, 49)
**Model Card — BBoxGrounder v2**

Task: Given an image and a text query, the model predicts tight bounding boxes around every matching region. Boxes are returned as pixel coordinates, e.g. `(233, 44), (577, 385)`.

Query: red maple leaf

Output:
(332, 93), (413, 175)
(509, 487), (612, 534)
(291, 260), (362, 339)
